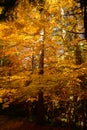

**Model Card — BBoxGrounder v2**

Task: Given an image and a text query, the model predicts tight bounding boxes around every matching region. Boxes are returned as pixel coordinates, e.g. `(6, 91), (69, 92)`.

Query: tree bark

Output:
(39, 28), (45, 75)
(75, 44), (83, 65)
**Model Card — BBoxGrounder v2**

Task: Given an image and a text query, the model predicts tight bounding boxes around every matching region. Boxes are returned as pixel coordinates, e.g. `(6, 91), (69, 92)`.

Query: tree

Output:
(0, 0), (87, 128)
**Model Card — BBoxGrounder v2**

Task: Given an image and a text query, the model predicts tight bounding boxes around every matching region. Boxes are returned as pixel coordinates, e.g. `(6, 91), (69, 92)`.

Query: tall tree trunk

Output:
(37, 28), (45, 123)
(39, 28), (45, 75)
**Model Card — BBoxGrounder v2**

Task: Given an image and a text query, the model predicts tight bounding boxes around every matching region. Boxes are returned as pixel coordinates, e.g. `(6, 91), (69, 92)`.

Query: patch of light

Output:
(80, 42), (83, 46)
(61, 8), (64, 15)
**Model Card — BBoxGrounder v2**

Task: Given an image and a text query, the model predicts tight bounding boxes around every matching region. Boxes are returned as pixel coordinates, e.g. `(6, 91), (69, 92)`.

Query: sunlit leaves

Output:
(0, 0), (87, 108)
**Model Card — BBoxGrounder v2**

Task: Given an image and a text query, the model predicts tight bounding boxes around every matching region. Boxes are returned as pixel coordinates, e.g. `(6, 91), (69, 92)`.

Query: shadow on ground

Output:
(0, 115), (77, 130)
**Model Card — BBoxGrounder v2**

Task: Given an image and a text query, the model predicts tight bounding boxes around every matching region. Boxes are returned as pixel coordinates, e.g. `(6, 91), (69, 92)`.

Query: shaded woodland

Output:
(0, 0), (87, 129)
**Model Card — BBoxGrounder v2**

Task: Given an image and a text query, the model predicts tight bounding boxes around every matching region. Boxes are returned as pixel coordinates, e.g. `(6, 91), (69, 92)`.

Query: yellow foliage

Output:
(0, 0), (86, 105)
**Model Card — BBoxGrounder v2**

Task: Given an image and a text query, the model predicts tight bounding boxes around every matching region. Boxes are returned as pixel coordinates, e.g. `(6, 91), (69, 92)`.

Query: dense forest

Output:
(0, 0), (87, 129)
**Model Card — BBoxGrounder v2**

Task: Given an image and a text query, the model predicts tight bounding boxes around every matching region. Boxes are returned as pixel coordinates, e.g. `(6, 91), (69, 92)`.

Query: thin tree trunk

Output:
(39, 43), (44, 74)
(84, 0), (87, 39)
(39, 28), (45, 75)
(75, 44), (83, 65)
(37, 90), (45, 124)
(31, 54), (35, 73)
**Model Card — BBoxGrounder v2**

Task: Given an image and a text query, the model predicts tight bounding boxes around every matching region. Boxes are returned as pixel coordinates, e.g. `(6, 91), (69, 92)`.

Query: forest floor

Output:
(0, 115), (76, 130)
